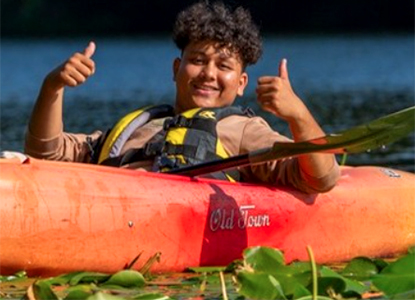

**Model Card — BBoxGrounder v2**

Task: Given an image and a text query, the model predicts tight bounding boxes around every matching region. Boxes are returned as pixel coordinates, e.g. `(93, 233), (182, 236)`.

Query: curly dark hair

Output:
(173, 1), (262, 68)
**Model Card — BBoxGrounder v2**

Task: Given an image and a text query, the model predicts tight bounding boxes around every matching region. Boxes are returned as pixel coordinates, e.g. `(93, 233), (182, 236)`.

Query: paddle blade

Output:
(321, 105), (414, 154)
(257, 106), (415, 163)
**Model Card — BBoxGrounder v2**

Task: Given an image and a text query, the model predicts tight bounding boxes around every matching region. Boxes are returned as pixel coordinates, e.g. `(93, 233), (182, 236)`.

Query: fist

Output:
(46, 41), (96, 89)
(256, 59), (306, 122)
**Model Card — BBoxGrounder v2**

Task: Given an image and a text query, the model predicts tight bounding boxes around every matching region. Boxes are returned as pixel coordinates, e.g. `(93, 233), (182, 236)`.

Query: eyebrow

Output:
(188, 50), (237, 61)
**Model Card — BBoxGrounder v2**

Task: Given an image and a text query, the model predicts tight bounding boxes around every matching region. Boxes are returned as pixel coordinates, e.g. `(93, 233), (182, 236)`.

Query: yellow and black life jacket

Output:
(89, 104), (254, 181)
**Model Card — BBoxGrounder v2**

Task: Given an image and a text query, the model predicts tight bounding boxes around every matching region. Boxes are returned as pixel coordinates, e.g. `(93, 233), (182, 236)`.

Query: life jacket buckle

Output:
(243, 107), (256, 117)
(163, 118), (173, 131)
(154, 153), (178, 171)
(163, 115), (192, 130)
(86, 136), (95, 159)
(143, 142), (163, 157)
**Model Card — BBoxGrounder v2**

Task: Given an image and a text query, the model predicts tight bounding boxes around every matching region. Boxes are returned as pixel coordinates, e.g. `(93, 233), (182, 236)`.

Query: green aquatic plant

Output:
(2, 247), (414, 300)
(372, 252), (415, 299)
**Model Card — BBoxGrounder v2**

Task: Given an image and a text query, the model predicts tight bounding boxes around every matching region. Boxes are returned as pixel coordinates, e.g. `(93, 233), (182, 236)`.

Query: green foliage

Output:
(233, 246), (415, 300)
(320, 266), (368, 295)
(234, 246), (354, 299)
(296, 296), (332, 300)
(32, 280), (59, 300)
(69, 272), (111, 286)
(187, 266), (226, 273)
(236, 272), (287, 299)
(242, 246), (285, 271)
(102, 270), (146, 288)
(237, 247), (313, 298)
(0, 270), (27, 282)
(64, 285), (93, 300)
(3, 246), (414, 300)
(372, 253), (415, 299)
(341, 256), (380, 281)
(132, 293), (173, 300)
(86, 292), (126, 300)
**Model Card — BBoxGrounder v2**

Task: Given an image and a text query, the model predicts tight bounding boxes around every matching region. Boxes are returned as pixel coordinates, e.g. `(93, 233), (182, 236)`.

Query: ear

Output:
(172, 58), (181, 81)
(237, 72), (248, 97)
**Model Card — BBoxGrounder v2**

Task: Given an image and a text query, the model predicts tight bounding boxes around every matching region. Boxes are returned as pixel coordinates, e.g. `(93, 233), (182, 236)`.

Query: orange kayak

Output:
(0, 156), (414, 277)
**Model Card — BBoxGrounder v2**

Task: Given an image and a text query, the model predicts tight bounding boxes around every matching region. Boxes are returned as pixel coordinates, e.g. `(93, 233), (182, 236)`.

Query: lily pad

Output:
(236, 271), (286, 300)
(242, 246), (285, 272)
(64, 289), (92, 300)
(31, 280), (59, 300)
(314, 276), (346, 296)
(86, 292), (126, 300)
(133, 293), (174, 299)
(372, 253), (415, 299)
(320, 266), (368, 295)
(69, 272), (111, 285)
(102, 270), (145, 288)
(341, 257), (379, 281)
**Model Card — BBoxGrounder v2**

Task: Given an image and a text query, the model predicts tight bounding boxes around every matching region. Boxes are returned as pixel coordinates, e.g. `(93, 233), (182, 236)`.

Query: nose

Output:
(200, 62), (216, 81)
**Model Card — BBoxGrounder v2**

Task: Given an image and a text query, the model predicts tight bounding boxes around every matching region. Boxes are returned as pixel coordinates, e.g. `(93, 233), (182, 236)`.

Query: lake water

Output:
(1, 34), (414, 171)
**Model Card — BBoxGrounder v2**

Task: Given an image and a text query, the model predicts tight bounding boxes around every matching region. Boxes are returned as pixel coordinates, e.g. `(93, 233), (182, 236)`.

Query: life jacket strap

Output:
(96, 104), (174, 164)
(163, 115), (216, 133)
(161, 143), (219, 163)
(155, 153), (240, 181)
(100, 141), (164, 166)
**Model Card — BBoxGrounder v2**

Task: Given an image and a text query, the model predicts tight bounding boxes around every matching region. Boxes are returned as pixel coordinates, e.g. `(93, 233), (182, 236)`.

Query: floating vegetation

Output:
(1, 246), (414, 300)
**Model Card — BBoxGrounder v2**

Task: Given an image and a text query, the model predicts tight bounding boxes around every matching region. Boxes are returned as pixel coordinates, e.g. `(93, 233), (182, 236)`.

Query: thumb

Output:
(83, 41), (96, 58)
(278, 58), (289, 80)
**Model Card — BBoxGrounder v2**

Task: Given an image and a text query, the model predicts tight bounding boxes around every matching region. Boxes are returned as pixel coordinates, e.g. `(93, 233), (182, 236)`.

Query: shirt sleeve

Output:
(218, 115), (339, 194)
(24, 126), (103, 163)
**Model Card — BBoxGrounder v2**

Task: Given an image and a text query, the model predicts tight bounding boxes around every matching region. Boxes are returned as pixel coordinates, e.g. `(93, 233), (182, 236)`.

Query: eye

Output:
(191, 57), (204, 64)
(219, 63), (233, 70)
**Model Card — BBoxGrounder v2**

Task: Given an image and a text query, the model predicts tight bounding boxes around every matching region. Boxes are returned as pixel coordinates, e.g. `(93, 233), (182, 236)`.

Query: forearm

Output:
(25, 79), (66, 159)
(28, 79), (65, 139)
(288, 109), (339, 183)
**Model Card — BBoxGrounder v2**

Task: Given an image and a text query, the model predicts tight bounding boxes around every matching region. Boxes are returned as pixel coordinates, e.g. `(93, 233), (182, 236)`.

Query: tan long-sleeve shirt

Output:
(25, 114), (340, 194)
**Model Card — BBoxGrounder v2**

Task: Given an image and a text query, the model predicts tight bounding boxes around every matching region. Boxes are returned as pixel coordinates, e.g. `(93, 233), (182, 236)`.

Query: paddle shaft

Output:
(166, 141), (343, 177)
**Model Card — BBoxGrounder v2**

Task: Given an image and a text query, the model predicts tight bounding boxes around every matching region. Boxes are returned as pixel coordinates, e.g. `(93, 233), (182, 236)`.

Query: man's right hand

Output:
(45, 41), (96, 90)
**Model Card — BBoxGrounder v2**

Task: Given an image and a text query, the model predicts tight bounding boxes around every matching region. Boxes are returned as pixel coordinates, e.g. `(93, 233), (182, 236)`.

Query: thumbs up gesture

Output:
(256, 59), (307, 122)
(45, 41), (96, 90)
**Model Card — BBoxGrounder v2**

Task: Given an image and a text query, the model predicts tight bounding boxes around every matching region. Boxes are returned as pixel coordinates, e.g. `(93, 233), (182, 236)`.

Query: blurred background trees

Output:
(1, 0), (413, 37)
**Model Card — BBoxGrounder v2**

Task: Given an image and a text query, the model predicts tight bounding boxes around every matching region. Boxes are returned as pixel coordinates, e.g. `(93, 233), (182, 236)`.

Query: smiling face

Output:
(173, 41), (248, 113)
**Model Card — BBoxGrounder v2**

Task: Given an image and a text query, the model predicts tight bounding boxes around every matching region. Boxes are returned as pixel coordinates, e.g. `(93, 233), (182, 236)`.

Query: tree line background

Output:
(1, 0), (414, 37)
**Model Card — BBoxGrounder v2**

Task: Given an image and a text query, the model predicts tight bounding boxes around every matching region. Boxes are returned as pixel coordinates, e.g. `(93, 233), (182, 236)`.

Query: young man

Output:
(25, 1), (339, 194)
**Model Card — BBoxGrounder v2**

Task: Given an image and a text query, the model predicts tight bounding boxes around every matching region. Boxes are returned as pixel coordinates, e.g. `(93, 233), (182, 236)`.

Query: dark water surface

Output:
(1, 35), (414, 172)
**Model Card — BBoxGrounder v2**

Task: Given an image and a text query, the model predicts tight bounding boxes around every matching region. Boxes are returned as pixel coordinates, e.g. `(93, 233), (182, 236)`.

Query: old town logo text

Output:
(209, 205), (270, 231)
